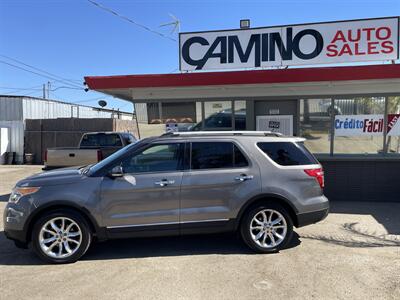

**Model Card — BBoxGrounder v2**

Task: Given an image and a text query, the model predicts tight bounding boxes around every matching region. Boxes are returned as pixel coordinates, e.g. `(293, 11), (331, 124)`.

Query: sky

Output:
(0, 0), (399, 112)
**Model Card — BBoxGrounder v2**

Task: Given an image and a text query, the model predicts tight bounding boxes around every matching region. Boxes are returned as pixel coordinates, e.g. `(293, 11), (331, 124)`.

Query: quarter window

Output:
(121, 143), (183, 173)
(191, 142), (248, 170)
(257, 142), (318, 166)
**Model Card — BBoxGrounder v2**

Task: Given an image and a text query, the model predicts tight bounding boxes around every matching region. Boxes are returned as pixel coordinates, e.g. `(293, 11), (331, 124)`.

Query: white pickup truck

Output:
(44, 132), (136, 169)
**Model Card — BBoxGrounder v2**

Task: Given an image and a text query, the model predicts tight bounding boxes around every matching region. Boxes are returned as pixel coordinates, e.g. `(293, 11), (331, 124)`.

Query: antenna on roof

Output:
(159, 13), (181, 34)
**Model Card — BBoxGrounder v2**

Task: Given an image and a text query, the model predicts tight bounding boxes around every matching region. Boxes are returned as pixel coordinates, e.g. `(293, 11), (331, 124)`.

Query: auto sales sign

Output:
(179, 17), (399, 71)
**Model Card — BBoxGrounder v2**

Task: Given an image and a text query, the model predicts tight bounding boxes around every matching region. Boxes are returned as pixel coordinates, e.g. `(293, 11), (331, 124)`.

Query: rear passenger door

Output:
(180, 141), (261, 232)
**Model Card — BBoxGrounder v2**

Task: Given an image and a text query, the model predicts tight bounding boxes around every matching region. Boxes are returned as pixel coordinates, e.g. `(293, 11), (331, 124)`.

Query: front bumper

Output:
(3, 202), (31, 245)
(296, 206), (329, 227)
(4, 228), (27, 245)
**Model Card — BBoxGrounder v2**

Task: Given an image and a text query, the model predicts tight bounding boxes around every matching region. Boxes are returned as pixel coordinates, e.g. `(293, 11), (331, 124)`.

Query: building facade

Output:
(84, 17), (400, 202)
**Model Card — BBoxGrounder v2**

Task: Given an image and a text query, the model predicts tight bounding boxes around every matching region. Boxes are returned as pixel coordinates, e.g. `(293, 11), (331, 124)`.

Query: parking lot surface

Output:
(0, 165), (399, 300)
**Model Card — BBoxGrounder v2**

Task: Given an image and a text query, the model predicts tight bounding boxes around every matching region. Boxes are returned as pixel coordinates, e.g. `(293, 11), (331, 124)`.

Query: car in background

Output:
(190, 109), (246, 131)
(44, 132), (136, 169)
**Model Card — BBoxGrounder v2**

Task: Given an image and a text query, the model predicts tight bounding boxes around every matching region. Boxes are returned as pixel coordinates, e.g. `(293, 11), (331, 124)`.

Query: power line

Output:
(0, 55), (130, 100)
(1, 85), (87, 97)
(0, 60), (84, 90)
(0, 60), (58, 81)
(0, 86), (43, 91)
(51, 86), (84, 91)
(0, 54), (82, 89)
(24, 90), (43, 97)
(1, 83), (51, 95)
(6, 89), (43, 98)
(87, 0), (176, 42)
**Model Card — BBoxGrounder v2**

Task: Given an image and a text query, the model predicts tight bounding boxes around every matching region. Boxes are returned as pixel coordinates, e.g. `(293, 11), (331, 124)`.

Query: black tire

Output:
(240, 203), (293, 253)
(31, 209), (92, 264)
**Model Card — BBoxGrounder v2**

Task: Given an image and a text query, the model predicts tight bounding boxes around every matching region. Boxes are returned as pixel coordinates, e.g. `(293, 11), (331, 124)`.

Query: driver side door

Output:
(100, 142), (185, 237)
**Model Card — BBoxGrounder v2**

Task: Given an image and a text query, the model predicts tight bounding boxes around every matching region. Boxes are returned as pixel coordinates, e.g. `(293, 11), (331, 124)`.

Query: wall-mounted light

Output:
(240, 19), (250, 29)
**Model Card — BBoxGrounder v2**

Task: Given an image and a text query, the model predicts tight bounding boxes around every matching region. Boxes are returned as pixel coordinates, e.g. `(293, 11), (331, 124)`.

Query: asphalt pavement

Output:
(0, 165), (399, 300)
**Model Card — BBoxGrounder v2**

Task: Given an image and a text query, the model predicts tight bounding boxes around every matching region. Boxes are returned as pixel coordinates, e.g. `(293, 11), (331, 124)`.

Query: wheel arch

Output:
(24, 201), (106, 243)
(235, 194), (300, 229)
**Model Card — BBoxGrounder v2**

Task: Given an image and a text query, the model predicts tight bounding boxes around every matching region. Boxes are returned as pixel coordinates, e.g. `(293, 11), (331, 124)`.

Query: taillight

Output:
(304, 168), (324, 189)
(44, 150), (48, 162)
(97, 150), (103, 162)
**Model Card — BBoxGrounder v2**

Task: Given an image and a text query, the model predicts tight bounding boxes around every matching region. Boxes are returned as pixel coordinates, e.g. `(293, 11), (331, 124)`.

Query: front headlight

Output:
(9, 187), (40, 203)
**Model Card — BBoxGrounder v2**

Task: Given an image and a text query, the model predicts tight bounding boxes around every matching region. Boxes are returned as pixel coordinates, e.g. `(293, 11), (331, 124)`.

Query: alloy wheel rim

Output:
(250, 209), (287, 249)
(39, 217), (82, 258)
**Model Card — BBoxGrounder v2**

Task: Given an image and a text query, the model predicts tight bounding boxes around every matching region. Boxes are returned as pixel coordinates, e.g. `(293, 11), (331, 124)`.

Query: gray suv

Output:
(4, 131), (329, 263)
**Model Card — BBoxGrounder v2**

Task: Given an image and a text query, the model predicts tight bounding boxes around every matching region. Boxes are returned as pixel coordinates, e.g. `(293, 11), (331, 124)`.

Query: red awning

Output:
(85, 64), (400, 90)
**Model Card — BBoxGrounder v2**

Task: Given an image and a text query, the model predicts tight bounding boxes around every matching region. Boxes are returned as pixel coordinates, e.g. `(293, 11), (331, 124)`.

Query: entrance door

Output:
(254, 100), (298, 136)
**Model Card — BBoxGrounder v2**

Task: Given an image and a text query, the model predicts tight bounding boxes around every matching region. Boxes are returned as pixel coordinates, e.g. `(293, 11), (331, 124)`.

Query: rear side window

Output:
(80, 133), (123, 147)
(191, 142), (248, 170)
(257, 142), (318, 166)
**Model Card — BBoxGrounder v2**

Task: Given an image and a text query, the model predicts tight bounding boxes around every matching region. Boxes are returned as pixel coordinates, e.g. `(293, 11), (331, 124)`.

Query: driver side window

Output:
(121, 143), (184, 174)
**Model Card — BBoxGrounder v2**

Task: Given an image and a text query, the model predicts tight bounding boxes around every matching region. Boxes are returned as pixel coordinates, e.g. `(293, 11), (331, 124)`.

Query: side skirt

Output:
(180, 219), (236, 236)
(105, 219), (236, 239)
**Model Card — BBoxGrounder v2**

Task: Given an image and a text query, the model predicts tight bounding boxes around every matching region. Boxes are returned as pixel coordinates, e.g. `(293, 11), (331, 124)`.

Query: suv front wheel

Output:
(31, 209), (92, 263)
(240, 203), (293, 253)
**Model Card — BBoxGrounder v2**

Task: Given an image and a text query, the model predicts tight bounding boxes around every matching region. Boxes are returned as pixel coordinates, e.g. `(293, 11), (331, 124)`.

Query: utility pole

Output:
(42, 84), (46, 99)
(47, 81), (51, 99)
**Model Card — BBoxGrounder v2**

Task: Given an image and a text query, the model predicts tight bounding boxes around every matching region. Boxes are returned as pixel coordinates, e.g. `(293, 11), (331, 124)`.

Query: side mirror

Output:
(109, 165), (124, 178)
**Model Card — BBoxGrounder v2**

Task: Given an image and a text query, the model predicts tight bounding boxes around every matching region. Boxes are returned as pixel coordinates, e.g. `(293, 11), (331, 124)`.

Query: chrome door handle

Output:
(154, 179), (175, 187)
(235, 174), (254, 182)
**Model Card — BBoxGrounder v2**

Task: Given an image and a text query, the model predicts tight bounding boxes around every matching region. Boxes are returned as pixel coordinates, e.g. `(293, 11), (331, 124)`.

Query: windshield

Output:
(88, 140), (140, 174)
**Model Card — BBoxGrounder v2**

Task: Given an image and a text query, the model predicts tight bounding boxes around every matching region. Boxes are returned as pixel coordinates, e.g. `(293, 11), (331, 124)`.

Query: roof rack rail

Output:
(160, 131), (283, 138)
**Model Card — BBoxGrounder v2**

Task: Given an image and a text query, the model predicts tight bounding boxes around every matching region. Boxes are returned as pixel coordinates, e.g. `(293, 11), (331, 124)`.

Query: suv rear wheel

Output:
(31, 209), (92, 263)
(240, 203), (293, 253)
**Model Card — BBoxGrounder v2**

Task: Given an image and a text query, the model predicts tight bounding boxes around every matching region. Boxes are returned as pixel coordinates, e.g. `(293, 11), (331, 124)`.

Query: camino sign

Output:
(179, 17), (399, 71)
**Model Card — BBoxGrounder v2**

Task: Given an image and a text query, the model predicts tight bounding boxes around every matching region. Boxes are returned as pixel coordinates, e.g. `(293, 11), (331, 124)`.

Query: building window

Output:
(300, 99), (331, 154)
(190, 101), (232, 131)
(387, 96), (400, 154)
(195, 102), (202, 123)
(147, 102), (161, 124)
(203, 101), (233, 129)
(161, 102), (196, 123)
(333, 97), (385, 154)
(234, 100), (246, 130)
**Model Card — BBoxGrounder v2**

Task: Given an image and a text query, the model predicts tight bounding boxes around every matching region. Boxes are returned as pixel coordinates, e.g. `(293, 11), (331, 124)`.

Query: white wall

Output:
(0, 121), (24, 163)
(0, 127), (10, 164)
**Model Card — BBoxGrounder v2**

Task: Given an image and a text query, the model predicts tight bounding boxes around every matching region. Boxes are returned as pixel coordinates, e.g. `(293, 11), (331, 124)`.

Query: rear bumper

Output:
(296, 206), (329, 227)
